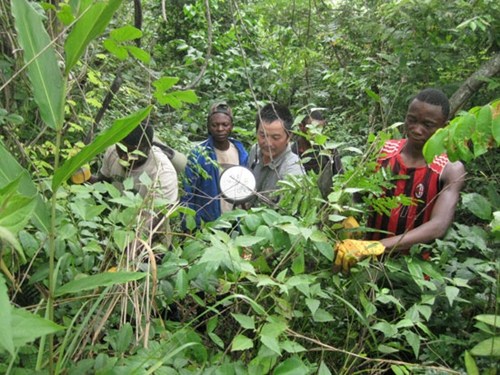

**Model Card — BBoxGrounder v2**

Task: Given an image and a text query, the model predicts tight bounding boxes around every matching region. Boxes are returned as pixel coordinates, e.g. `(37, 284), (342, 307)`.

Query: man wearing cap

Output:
(182, 102), (249, 228)
(247, 102), (305, 206)
(97, 121), (179, 245)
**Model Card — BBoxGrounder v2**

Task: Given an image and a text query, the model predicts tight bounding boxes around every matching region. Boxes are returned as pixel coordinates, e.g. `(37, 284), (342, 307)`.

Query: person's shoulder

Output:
(379, 139), (404, 158)
(442, 159), (466, 184)
(151, 146), (176, 169)
(281, 149), (304, 175)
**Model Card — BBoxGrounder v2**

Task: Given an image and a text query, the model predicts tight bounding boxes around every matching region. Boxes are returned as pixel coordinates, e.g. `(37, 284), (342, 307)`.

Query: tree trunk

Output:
(449, 52), (500, 117)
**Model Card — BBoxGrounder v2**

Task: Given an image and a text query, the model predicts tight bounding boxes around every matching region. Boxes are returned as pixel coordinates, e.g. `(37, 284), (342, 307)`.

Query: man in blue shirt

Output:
(182, 102), (248, 229)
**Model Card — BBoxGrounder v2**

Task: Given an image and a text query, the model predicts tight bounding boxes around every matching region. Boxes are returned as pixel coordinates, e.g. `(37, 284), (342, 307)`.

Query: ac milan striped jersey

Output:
(367, 139), (449, 240)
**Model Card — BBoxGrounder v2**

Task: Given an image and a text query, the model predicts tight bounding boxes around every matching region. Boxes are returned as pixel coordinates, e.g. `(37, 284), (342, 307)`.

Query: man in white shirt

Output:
(99, 121), (178, 243)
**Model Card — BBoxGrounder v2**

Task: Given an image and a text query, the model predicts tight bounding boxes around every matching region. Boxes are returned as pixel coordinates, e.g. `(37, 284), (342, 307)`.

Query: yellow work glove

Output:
(341, 216), (361, 239)
(333, 239), (385, 274)
(70, 165), (91, 184)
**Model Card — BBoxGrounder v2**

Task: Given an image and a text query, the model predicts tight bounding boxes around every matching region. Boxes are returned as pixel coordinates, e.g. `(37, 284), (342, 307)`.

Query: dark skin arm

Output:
(380, 161), (466, 253)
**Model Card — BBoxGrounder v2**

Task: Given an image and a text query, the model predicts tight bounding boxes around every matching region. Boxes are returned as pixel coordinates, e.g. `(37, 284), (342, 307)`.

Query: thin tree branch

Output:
(184, 0), (212, 90)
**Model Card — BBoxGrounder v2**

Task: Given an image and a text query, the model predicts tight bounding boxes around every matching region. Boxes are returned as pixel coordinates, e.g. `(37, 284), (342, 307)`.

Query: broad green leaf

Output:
(313, 308), (334, 322)
(464, 351), (479, 375)
(208, 331), (224, 349)
(395, 319), (414, 329)
(291, 251), (304, 275)
(470, 337), (500, 357)
(115, 323), (133, 354)
(462, 193), (492, 220)
(273, 356), (309, 375)
(445, 286), (460, 306)
(55, 271), (147, 296)
(492, 107), (500, 145)
(378, 344), (400, 354)
(261, 321), (287, 338)
(403, 330), (420, 358)
(260, 335), (281, 355)
(280, 340), (306, 353)
(406, 260), (424, 289)
(231, 334), (253, 351)
(231, 313), (255, 330)
(57, 3), (74, 25)
(11, 0), (65, 131)
(175, 269), (188, 299)
(278, 223), (301, 236)
(310, 229), (329, 242)
(0, 143), (49, 233)
(11, 307), (64, 348)
(155, 90), (197, 109)
(0, 226), (22, 253)
(53, 106), (152, 190)
(234, 235), (267, 247)
(423, 127), (448, 164)
(64, 0), (123, 74)
(305, 298), (320, 315)
(372, 321), (398, 338)
(244, 215), (263, 232)
(447, 114), (474, 162)
(318, 361), (332, 375)
(314, 240), (334, 261)
(0, 276), (14, 355)
(127, 46), (151, 64)
(170, 89), (198, 104)
(475, 315), (500, 328)
(103, 39), (128, 60)
(110, 25), (142, 42)
(153, 77), (179, 92)
(471, 104), (492, 157)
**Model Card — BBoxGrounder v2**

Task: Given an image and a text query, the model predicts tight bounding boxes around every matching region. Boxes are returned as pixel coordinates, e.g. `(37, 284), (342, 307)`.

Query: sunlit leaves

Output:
(153, 77), (198, 108)
(231, 334), (253, 351)
(103, 25), (150, 63)
(424, 101), (499, 163)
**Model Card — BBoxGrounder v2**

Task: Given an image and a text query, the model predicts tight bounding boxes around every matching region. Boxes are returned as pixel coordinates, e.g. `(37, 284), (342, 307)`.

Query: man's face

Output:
(116, 141), (150, 168)
(257, 120), (290, 161)
(405, 99), (447, 147)
(299, 118), (326, 134)
(208, 113), (233, 143)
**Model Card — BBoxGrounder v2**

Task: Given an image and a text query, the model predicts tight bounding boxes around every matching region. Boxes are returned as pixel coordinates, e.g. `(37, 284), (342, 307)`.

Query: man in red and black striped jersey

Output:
(366, 88), (466, 253)
(334, 89), (466, 272)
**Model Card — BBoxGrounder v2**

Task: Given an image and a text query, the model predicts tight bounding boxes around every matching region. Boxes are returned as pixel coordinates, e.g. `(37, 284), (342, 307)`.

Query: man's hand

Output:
(333, 239), (385, 273)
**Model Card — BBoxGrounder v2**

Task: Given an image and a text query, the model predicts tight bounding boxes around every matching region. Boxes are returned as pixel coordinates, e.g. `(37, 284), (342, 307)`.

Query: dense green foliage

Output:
(0, 0), (498, 374)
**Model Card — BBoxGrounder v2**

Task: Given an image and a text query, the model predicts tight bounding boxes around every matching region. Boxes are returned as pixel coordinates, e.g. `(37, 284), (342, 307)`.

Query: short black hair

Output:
(123, 121), (154, 148)
(302, 109), (325, 125)
(255, 102), (294, 132)
(413, 88), (450, 120)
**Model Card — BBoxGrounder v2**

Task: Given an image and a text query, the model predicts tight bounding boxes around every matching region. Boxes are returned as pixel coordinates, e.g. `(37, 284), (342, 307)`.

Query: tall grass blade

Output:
(64, 0), (123, 74)
(11, 0), (64, 131)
